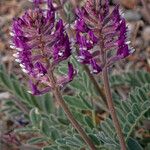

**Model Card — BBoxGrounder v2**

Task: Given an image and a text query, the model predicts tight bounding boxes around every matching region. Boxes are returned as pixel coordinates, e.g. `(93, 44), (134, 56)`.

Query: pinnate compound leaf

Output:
(127, 137), (143, 150)
(98, 84), (150, 149)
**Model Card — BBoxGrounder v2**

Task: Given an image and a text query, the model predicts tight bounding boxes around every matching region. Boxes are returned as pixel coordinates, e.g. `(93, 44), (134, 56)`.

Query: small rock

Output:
(143, 120), (150, 130)
(124, 10), (142, 21)
(134, 38), (143, 48)
(120, 0), (137, 9)
(0, 92), (10, 100)
(142, 26), (150, 42)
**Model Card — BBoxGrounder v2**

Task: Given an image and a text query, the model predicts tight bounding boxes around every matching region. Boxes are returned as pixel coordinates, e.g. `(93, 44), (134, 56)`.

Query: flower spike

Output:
(11, 0), (75, 95)
(75, 0), (134, 74)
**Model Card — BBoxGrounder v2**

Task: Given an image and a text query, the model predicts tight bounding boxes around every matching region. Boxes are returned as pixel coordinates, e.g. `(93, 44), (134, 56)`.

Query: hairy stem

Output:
(48, 70), (96, 150)
(102, 67), (127, 150)
(99, 30), (126, 149)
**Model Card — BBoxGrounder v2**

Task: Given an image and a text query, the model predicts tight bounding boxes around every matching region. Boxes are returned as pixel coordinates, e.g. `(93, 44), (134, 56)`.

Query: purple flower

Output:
(11, 0), (75, 95)
(57, 62), (77, 87)
(75, 0), (135, 74)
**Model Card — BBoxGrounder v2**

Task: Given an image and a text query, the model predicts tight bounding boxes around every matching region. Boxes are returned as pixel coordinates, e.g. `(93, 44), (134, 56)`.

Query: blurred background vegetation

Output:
(0, 0), (150, 150)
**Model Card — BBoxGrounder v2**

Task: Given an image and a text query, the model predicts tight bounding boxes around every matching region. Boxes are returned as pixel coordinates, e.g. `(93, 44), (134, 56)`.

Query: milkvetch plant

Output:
(8, 0), (137, 150)
(75, 0), (134, 150)
(10, 0), (96, 149)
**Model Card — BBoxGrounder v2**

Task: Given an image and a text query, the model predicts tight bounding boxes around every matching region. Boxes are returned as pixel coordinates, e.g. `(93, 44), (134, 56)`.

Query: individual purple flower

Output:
(75, 0), (135, 74)
(57, 62), (77, 87)
(11, 0), (76, 95)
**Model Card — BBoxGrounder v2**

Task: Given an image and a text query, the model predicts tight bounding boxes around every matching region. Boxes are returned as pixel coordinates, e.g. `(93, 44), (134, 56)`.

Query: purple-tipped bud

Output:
(75, 0), (134, 74)
(11, 0), (75, 95)
(57, 62), (77, 87)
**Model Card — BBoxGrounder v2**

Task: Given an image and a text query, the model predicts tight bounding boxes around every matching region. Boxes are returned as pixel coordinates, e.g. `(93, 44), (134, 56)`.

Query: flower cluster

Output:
(11, 0), (76, 95)
(75, 0), (134, 74)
